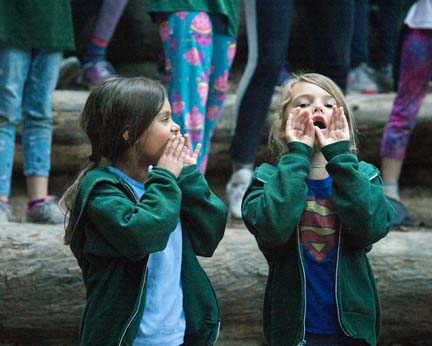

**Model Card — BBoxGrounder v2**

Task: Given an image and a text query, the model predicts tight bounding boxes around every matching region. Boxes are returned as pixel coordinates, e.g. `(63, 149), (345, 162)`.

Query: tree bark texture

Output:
(12, 91), (432, 178)
(0, 223), (431, 345)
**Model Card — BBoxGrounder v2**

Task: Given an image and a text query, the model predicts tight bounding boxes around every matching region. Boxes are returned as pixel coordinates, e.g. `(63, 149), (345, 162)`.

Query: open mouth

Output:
(312, 115), (326, 129)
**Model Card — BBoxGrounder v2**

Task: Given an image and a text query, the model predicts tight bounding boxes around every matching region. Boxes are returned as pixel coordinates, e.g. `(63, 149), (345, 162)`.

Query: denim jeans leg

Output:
(0, 47), (31, 197)
(21, 50), (61, 178)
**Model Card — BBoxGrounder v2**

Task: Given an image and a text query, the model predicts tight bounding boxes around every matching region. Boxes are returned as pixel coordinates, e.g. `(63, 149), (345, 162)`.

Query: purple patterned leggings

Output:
(380, 28), (432, 160)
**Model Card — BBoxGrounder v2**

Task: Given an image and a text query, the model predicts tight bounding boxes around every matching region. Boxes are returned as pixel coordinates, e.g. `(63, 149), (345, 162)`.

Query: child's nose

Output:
(313, 105), (323, 113)
(171, 121), (180, 133)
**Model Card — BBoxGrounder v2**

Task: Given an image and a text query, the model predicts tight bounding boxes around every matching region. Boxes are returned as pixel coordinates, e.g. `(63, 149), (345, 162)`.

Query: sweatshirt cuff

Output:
(287, 142), (312, 158)
(149, 166), (177, 181)
(277, 142), (312, 167)
(321, 141), (351, 161)
(180, 164), (199, 177)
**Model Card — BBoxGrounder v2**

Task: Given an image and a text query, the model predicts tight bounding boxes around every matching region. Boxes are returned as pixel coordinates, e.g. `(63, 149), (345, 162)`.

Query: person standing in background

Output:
(0, 0), (75, 223)
(59, 0), (129, 88)
(226, 0), (354, 218)
(148, 0), (239, 172)
(380, 0), (432, 227)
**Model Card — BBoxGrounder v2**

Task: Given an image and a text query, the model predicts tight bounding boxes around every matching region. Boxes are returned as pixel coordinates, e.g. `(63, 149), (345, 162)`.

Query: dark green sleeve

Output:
(242, 142), (311, 252)
(322, 141), (396, 249)
(177, 165), (227, 257)
(86, 167), (182, 261)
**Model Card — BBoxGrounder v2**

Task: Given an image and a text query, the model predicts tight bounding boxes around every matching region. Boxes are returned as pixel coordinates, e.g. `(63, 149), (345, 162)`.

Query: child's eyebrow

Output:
(292, 94), (336, 103)
(158, 110), (171, 116)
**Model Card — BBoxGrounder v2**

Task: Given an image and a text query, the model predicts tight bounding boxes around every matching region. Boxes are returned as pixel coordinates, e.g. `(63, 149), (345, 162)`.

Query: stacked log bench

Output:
(12, 90), (432, 181)
(0, 224), (431, 346)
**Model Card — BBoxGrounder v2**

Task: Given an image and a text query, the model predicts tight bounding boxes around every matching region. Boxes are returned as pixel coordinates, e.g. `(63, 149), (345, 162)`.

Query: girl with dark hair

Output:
(61, 77), (227, 346)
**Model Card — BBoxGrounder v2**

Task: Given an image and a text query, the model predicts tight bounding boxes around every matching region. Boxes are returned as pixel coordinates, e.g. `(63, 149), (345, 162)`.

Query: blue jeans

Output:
(0, 47), (61, 196)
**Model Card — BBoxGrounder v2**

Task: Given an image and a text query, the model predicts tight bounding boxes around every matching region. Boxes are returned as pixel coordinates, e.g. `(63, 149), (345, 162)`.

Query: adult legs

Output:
(21, 50), (62, 201)
(377, 0), (400, 68)
(0, 48), (30, 200)
(227, 0), (293, 217)
(350, 0), (370, 68)
(91, 0), (129, 45)
(303, 0), (354, 92)
(22, 49), (63, 224)
(158, 12), (213, 172)
(380, 29), (432, 224)
(201, 15), (236, 172)
(375, 0), (401, 91)
(69, 0), (129, 87)
(230, 0), (294, 165)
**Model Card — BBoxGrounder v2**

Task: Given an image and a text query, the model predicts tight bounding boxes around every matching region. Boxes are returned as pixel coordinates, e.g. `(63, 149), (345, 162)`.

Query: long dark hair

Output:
(61, 77), (166, 244)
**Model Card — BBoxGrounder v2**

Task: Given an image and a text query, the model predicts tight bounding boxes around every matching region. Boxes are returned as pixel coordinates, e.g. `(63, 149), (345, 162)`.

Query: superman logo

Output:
(300, 197), (339, 262)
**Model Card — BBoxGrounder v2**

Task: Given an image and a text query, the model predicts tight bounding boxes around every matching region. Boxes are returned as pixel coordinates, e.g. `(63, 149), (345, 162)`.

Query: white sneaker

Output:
(347, 63), (378, 94)
(226, 168), (253, 219)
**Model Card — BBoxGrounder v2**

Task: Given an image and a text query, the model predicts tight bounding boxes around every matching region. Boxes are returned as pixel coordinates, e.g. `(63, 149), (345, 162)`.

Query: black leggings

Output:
(230, 0), (354, 164)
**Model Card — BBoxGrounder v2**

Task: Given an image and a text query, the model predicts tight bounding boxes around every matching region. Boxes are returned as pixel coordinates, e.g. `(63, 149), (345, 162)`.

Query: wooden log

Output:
(0, 223), (431, 345)
(12, 91), (432, 181)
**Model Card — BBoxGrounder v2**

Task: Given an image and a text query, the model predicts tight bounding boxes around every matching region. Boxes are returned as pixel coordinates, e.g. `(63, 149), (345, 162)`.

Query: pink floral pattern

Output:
(183, 48), (202, 66)
(198, 82), (209, 106)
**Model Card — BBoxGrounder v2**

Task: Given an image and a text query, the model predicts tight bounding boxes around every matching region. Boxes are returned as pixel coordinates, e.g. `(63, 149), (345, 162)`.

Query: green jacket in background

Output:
(242, 141), (396, 346)
(148, 0), (240, 38)
(0, 0), (74, 51)
(69, 165), (228, 346)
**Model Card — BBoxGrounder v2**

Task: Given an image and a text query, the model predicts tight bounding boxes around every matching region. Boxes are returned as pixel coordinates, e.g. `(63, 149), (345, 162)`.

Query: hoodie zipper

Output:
(335, 225), (350, 337)
(117, 183), (148, 346)
(118, 266), (148, 346)
(296, 226), (307, 345)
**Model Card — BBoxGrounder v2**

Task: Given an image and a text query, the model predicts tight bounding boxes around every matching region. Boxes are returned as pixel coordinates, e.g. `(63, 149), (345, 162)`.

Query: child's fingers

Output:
(183, 133), (191, 152)
(339, 106), (347, 127)
(286, 112), (294, 132)
(163, 135), (176, 156)
(305, 118), (315, 138)
(174, 136), (185, 159)
(329, 107), (338, 132)
(180, 146), (187, 161)
(193, 143), (201, 158)
(339, 107), (350, 139)
(315, 126), (325, 145)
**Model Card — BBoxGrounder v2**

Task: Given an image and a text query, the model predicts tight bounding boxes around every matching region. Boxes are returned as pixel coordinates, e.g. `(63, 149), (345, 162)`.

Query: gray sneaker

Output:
(57, 56), (81, 89)
(26, 197), (64, 224)
(226, 168), (253, 219)
(347, 63), (378, 94)
(0, 200), (11, 223)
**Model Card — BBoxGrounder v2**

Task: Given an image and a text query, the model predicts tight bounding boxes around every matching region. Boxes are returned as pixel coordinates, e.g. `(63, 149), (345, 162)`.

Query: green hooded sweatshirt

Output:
(242, 141), (396, 346)
(69, 165), (228, 346)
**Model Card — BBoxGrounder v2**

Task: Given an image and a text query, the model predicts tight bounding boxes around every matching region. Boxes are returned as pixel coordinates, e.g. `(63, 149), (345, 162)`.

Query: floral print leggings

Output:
(157, 11), (236, 172)
(380, 28), (432, 161)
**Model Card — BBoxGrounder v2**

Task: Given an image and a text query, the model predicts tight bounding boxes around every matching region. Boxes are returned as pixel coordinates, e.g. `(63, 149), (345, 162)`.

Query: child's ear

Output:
(122, 130), (130, 142)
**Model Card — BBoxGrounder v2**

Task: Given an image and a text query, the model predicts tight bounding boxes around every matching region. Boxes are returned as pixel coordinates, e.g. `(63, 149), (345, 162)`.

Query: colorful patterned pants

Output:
(157, 11), (236, 172)
(380, 28), (432, 160)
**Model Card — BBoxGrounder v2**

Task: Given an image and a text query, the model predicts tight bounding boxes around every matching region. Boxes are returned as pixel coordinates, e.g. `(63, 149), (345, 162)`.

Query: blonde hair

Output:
(269, 73), (357, 159)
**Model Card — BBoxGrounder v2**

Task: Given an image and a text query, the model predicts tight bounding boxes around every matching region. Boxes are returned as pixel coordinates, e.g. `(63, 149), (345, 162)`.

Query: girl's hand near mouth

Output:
(315, 106), (350, 148)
